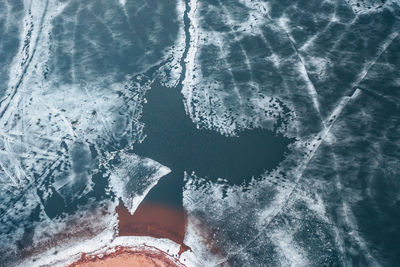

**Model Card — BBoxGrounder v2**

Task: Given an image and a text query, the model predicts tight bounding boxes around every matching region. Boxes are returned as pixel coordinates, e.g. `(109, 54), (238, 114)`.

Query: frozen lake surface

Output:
(0, 0), (399, 266)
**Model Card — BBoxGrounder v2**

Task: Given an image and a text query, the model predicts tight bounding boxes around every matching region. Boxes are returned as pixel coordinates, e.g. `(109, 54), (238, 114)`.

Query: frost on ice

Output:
(0, 0), (400, 265)
(109, 152), (171, 215)
(0, 0), (183, 262)
(182, 0), (400, 266)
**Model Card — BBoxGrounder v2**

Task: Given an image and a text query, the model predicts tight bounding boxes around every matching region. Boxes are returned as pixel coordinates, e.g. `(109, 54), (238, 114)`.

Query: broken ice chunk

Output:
(109, 152), (171, 214)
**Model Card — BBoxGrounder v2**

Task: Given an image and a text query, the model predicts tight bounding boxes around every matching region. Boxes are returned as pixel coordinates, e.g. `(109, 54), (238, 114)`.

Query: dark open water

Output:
(0, 0), (400, 266)
(134, 82), (292, 208)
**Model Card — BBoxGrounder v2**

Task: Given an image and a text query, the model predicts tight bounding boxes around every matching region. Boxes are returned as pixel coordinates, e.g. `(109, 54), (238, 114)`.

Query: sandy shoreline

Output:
(67, 203), (192, 266)
(17, 202), (207, 266)
(68, 246), (184, 267)
(117, 202), (191, 255)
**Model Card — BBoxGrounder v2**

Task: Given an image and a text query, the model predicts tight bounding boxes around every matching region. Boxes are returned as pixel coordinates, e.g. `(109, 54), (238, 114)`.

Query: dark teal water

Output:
(1, 0), (400, 266)
(134, 82), (292, 207)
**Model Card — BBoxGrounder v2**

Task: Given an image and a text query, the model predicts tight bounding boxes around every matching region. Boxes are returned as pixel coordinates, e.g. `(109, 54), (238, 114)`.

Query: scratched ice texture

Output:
(0, 0), (399, 266)
(183, 0), (400, 266)
(0, 0), (183, 262)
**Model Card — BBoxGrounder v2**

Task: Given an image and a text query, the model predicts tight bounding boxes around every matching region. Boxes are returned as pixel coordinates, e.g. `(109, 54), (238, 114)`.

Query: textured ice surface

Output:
(181, 0), (400, 266)
(346, 0), (400, 13)
(182, 0), (400, 138)
(0, 0), (183, 263)
(109, 152), (171, 214)
(0, 0), (399, 266)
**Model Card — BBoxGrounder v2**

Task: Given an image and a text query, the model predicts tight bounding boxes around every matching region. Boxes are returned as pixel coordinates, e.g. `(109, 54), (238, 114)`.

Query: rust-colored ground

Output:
(68, 203), (192, 267)
(116, 203), (190, 255)
(68, 246), (183, 267)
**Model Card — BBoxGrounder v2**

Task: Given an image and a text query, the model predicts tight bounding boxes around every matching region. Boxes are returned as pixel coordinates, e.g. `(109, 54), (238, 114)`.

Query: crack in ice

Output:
(213, 88), (363, 266)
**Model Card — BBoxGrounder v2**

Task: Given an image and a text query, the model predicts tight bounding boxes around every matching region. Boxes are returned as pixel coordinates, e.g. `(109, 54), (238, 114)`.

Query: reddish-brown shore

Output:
(68, 246), (184, 267)
(68, 203), (192, 267)
(116, 202), (191, 255)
